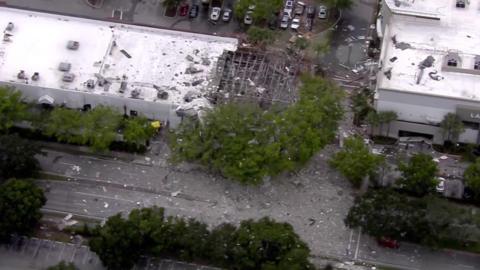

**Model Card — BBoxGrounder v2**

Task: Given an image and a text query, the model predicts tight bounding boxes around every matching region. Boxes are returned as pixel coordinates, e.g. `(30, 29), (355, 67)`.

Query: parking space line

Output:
(354, 228), (362, 260)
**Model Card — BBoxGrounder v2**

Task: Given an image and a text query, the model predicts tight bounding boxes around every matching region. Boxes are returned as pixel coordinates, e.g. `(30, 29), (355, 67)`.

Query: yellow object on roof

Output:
(151, 121), (162, 129)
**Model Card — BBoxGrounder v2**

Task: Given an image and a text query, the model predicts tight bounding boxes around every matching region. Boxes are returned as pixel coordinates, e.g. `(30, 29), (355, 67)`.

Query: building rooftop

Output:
(378, 0), (480, 101)
(0, 7), (238, 108)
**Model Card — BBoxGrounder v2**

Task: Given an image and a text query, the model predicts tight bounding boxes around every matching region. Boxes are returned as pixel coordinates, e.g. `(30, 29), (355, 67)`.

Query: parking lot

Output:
(0, 236), (221, 270)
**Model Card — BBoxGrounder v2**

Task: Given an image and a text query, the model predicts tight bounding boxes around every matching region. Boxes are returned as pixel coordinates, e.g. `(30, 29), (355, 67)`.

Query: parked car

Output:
(280, 14), (289, 29)
(436, 177), (446, 193)
(179, 3), (189, 16)
(294, 2), (305, 16)
(283, 8), (292, 19)
(290, 17), (301, 30)
(189, 4), (199, 18)
(244, 10), (253, 25)
(377, 237), (399, 249)
(222, 8), (232, 22)
(318, 5), (327, 19)
(306, 5), (316, 18)
(210, 7), (221, 21)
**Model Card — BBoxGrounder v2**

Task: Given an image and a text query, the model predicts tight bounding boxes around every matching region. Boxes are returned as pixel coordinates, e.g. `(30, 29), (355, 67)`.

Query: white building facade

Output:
(375, 0), (480, 144)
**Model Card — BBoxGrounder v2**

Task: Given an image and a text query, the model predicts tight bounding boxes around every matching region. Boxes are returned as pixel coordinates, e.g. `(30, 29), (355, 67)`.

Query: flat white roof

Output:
(378, 0), (480, 101)
(0, 7), (238, 107)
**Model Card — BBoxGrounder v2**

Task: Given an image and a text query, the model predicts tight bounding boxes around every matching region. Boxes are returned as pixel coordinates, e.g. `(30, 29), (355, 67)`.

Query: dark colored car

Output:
(179, 3), (189, 16)
(189, 4), (199, 18)
(377, 237), (400, 249)
(306, 5), (316, 18)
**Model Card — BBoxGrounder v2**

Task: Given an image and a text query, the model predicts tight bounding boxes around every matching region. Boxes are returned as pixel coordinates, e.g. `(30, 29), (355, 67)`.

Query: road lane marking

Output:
(347, 229), (354, 256)
(354, 228), (361, 260)
(75, 192), (136, 203)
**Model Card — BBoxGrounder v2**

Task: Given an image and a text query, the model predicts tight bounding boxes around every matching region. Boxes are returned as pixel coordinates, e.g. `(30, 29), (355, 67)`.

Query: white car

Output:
(290, 17), (301, 30)
(244, 10), (253, 25)
(318, 5), (327, 19)
(280, 14), (289, 29)
(436, 177), (445, 193)
(210, 7), (221, 21)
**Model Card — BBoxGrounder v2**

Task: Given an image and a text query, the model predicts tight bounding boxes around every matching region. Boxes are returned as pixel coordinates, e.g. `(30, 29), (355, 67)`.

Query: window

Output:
(130, 110), (138, 116)
(463, 121), (479, 130)
(447, 58), (458, 67)
(475, 61), (480, 70)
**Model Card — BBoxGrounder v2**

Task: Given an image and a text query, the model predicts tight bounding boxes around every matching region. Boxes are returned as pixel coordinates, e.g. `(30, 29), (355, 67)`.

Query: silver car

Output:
(244, 10), (253, 25)
(210, 7), (221, 21)
(318, 5), (327, 19)
(280, 14), (289, 29)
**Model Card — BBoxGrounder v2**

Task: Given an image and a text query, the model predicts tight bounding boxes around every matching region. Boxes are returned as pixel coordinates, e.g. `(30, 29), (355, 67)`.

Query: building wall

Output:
(376, 88), (480, 144)
(0, 81), (182, 128)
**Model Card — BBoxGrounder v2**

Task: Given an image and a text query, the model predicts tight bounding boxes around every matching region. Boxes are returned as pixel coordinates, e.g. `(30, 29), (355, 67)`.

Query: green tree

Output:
(351, 88), (373, 126)
(235, 0), (283, 24)
(170, 76), (343, 184)
(440, 113), (465, 143)
(46, 261), (78, 270)
(0, 87), (28, 132)
(0, 179), (46, 242)
(464, 158), (480, 202)
(84, 106), (122, 152)
(230, 217), (314, 270)
(345, 190), (436, 243)
(44, 108), (87, 144)
(247, 26), (276, 46)
(329, 136), (384, 187)
(294, 36), (309, 51)
(398, 153), (438, 197)
(89, 214), (144, 270)
(0, 134), (42, 182)
(123, 116), (155, 145)
(206, 223), (238, 266)
(377, 111), (398, 137)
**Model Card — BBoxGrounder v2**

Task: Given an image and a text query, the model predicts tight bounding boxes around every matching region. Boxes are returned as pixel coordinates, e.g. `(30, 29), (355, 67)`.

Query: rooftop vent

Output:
(445, 52), (461, 67)
(62, 73), (75, 82)
(86, 79), (95, 89)
(17, 70), (26, 80)
(119, 81), (127, 93)
(58, 62), (71, 72)
(5, 22), (14, 32)
(131, 88), (141, 99)
(456, 0), (466, 8)
(67, 40), (80, 50)
(31, 72), (40, 81)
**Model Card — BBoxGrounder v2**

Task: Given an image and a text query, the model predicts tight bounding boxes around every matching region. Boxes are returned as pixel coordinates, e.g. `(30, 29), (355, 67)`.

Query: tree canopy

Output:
(0, 179), (46, 242)
(0, 87), (28, 132)
(89, 207), (313, 270)
(44, 107), (87, 144)
(247, 26), (276, 46)
(122, 116), (155, 145)
(464, 158), (480, 203)
(440, 113), (465, 143)
(397, 153), (438, 197)
(329, 136), (384, 187)
(170, 76), (344, 184)
(324, 0), (354, 9)
(345, 189), (435, 243)
(0, 134), (42, 182)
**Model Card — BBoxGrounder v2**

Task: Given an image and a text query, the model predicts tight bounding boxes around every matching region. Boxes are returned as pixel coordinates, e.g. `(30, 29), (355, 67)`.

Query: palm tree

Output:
(366, 111), (380, 136)
(440, 113), (465, 143)
(377, 111), (398, 137)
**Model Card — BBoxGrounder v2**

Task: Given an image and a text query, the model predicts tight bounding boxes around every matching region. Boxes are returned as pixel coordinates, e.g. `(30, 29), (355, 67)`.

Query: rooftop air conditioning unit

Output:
(456, 0), (466, 8)
(62, 73), (75, 82)
(58, 62), (71, 72)
(67, 40), (80, 50)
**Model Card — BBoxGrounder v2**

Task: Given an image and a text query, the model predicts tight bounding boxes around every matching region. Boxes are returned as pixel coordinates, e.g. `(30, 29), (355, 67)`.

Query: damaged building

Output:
(0, 7), (238, 127)
(375, 0), (480, 144)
